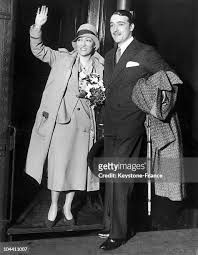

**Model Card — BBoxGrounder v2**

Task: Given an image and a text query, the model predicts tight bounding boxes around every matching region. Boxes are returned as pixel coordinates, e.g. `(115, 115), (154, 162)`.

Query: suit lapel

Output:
(110, 39), (141, 86)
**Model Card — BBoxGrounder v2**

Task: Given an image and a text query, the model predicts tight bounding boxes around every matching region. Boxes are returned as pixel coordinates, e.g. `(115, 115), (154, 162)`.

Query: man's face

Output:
(110, 14), (134, 44)
(76, 36), (95, 56)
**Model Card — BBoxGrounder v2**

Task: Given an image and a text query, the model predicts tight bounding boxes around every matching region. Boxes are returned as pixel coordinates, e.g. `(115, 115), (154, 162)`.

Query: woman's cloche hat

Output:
(72, 23), (100, 50)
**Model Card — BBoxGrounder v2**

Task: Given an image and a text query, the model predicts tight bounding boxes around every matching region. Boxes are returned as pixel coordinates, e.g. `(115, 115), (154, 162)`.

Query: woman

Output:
(25, 6), (104, 227)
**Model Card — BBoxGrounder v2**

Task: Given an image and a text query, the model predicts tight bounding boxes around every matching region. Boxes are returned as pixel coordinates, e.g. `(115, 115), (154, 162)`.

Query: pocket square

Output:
(126, 61), (140, 67)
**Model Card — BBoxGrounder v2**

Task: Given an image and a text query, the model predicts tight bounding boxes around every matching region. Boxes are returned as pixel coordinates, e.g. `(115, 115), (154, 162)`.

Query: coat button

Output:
(77, 107), (80, 111)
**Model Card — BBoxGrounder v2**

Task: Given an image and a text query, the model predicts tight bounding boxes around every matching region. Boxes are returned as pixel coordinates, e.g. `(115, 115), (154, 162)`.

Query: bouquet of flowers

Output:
(78, 72), (106, 106)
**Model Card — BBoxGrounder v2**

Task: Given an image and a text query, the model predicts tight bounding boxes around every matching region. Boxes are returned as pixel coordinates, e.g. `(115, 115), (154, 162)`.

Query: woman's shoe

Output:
(62, 210), (75, 226)
(45, 210), (61, 228)
(45, 217), (56, 228)
(63, 216), (75, 226)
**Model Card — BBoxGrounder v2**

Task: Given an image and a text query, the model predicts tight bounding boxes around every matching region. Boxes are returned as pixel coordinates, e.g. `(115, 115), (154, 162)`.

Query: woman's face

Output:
(76, 36), (95, 56)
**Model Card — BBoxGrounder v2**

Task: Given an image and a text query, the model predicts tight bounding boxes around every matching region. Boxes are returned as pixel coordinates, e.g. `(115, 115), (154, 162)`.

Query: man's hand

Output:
(34, 5), (48, 29)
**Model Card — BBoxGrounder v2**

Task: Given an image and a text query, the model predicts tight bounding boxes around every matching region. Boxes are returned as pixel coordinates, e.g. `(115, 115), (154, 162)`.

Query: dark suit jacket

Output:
(104, 39), (171, 140)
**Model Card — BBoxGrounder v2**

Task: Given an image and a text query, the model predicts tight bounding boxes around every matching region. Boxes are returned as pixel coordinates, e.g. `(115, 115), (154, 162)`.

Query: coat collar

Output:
(63, 50), (104, 76)
(68, 50), (104, 65)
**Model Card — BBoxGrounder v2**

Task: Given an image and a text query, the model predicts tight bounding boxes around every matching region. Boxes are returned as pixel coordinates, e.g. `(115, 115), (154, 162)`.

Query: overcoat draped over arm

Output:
(132, 70), (185, 200)
(25, 25), (104, 191)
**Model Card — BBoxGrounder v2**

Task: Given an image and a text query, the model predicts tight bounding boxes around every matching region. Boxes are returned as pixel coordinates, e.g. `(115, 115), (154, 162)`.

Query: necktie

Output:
(115, 47), (121, 64)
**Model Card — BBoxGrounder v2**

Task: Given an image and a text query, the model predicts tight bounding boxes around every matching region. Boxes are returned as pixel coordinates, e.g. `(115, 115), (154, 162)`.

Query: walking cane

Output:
(146, 115), (152, 216)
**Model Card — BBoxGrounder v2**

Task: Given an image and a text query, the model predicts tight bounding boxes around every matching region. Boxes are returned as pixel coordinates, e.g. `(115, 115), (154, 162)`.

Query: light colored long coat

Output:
(25, 26), (104, 191)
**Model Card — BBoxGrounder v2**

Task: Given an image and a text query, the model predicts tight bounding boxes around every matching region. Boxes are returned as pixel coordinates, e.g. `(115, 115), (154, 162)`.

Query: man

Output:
(100, 10), (173, 250)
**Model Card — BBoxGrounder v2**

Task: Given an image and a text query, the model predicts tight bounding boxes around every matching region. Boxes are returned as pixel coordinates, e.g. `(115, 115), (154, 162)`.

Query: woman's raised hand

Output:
(35, 6), (48, 29)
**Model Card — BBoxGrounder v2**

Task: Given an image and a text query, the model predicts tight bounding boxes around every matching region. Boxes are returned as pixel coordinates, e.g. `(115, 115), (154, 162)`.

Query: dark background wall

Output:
(132, 0), (193, 157)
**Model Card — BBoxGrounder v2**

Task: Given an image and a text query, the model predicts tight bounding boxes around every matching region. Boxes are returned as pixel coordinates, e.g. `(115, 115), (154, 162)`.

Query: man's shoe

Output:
(99, 238), (126, 250)
(98, 230), (110, 238)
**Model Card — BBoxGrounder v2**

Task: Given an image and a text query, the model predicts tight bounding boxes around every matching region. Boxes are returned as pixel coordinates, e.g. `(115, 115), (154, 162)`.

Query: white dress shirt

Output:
(118, 36), (134, 56)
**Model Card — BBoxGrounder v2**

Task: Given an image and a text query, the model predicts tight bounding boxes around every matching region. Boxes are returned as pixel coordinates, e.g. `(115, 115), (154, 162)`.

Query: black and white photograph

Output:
(0, 0), (198, 254)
